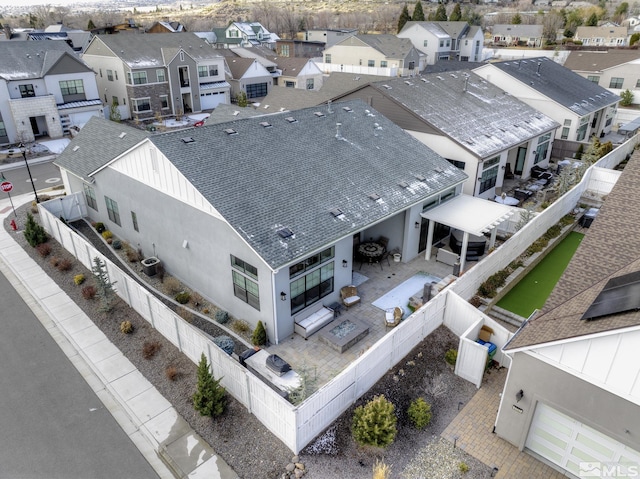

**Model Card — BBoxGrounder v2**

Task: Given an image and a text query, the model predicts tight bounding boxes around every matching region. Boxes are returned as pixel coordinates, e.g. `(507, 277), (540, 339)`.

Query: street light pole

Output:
(19, 143), (39, 203)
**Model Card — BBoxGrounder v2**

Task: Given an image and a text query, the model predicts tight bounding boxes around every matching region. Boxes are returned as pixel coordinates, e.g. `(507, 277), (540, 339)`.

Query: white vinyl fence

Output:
(39, 134), (638, 453)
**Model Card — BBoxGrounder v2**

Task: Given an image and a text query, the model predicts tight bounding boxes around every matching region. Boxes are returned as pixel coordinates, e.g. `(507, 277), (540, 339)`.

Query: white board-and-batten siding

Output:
(108, 140), (224, 221)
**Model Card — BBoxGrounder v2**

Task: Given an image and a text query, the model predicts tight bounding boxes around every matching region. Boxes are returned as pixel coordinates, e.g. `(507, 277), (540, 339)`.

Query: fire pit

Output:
(318, 318), (369, 353)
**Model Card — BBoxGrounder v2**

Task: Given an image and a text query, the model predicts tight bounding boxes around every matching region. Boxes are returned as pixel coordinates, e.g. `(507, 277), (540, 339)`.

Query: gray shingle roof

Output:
(507, 151), (640, 350)
(53, 117), (149, 182)
(400, 22), (449, 38)
(204, 103), (267, 125)
(151, 100), (467, 269)
(0, 40), (83, 80)
(564, 49), (640, 72)
(88, 32), (222, 67)
(488, 57), (619, 116)
(355, 35), (416, 58)
(491, 24), (543, 37)
(371, 72), (559, 159)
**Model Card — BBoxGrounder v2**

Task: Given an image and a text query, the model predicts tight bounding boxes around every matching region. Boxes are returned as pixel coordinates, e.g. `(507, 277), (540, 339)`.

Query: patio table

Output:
(494, 195), (519, 206)
(358, 242), (385, 269)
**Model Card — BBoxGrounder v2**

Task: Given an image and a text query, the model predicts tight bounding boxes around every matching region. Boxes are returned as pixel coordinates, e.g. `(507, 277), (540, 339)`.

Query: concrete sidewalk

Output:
(0, 193), (239, 479)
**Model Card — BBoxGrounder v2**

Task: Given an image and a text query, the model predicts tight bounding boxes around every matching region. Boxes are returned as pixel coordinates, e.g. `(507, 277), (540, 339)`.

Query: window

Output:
(19, 84), (35, 98)
(561, 127), (570, 139)
(160, 95), (168, 109)
(380, 61), (387, 68)
(280, 44), (290, 56)
(465, 40), (468, 46)
(59, 79), (84, 95)
(112, 96), (119, 106)
(231, 256), (259, 310)
(83, 184), (97, 211)
(133, 98), (151, 112)
(107, 69), (114, 81)
(99, 68), (102, 77)
(156, 69), (166, 82)
(285, 81), (295, 88)
(325, 54), (331, 63)
(208, 65), (218, 76)
(576, 116), (589, 141)
(131, 211), (139, 232)
(408, 61), (415, 70)
(609, 77), (623, 88)
(130, 71), (147, 85)
(446, 39), (450, 47)
(423, 40), (428, 47)
(587, 75), (600, 84)
(534, 132), (551, 164)
(104, 196), (120, 225)
(289, 247), (334, 278)
(368, 60), (375, 67)
(245, 82), (268, 99)
(479, 156), (499, 194)
(636, 79), (640, 88)
(0, 120), (6, 139)
(439, 40), (444, 47)
(306, 78), (314, 90)
(179, 51), (184, 62)
(290, 255), (334, 314)
(198, 65), (208, 77)
(564, 119), (572, 126)
(115, 71), (118, 80)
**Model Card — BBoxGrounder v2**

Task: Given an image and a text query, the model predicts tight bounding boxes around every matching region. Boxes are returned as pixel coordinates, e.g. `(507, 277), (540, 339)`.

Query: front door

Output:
(29, 116), (40, 136)
(515, 146), (527, 176)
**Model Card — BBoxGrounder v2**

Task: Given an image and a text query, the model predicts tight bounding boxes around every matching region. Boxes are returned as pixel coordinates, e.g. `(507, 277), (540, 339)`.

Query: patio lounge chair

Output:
(385, 307), (403, 327)
(340, 285), (361, 309)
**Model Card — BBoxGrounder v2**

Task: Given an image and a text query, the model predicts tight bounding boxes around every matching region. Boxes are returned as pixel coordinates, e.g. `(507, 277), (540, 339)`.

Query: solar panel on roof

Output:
(581, 270), (640, 321)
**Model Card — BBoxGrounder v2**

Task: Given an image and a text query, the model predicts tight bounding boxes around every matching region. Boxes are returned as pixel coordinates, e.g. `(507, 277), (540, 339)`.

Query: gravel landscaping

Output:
(5, 201), (492, 479)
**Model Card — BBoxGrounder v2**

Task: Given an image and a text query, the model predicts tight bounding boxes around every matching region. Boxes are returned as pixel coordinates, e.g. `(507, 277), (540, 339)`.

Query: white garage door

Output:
(526, 403), (640, 477)
(200, 91), (225, 110)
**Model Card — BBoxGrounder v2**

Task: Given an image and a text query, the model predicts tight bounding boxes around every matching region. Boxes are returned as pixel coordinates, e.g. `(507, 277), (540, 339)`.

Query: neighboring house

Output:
(81, 33), (230, 120)
(496, 152), (640, 477)
(622, 15), (640, 28)
(0, 24), (92, 52)
(273, 57), (323, 90)
(564, 49), (640, 104)
(53, 101), (468, 344)
(321, 34), (424, 77)
(491, 24), (544, 47)
(211, 22), (279, 49)
(574, 26), (628, 46)
(90, 19), (140, 35)
(397, 21), (483, 65)
(0, 40), (102, 145)
(304, 28), (357, 48)
(225, 57), (273, 101)
(275, 39), (325, 59)
(330, 72), (559, 198)
(474, 57), (619, 144)
(147, 21), (186, 33)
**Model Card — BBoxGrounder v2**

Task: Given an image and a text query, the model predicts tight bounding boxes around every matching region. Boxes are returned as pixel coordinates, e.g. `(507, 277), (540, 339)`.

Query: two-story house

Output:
(564, 49), (640, 104)
(321, 34), (425, 77)
(304, 29), (357, 48)
(81, 33), (230, 120)
(398, 21), (484, 65)
(0, 40), (102, 145)
(474, 58), (619, 147)
(211, 22), (279, 49)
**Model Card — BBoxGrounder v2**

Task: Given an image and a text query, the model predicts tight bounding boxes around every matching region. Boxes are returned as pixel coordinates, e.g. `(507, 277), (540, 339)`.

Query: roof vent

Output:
(181, 137), (195, 143)
(259, 121), (272, 128)
(314, 111), (325, 118)
(398, 181), (409, 188)
(368, 193), (381, 201)
(414, 174), (426, 182)
(232, 111), (240, 116)
(434, 167), (444, 174)
(285, 116), (297, 123)
(420, 78), (428, 83)
(263, 104), (270, 109)
(277, 227), (294, 238)
(382, 84), (392, 90)
(223, 128), (237, 135)
(342, 106), (353, 112)
(118, 132), (127, 138)
(72, 145), (80, 152)
(330, 208), (345, 219)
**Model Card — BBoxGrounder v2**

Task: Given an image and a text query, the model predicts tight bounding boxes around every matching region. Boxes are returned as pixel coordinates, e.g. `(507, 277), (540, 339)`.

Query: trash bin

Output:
(579, 208), (599, 228)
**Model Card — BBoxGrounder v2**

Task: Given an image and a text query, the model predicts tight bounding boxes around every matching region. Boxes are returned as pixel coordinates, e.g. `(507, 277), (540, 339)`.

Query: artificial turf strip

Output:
(496, 231), (585, 318)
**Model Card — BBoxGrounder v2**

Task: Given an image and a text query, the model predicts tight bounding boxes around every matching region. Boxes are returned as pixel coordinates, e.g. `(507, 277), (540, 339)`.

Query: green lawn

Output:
(496, 231), (584, 318)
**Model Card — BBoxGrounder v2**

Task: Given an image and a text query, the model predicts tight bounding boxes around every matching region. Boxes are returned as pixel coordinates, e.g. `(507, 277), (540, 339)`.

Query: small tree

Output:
(412, 0), (425, 21)
(87, 19), (96, 30)
(352, 395), (397, 448)
(620, 89), (634, 107)
(586, 12), (598, 26)
(24, 212), (48, 247)
(407, 397), (432, 429)
(91, 256), (117, 312)
(449, 3), (462, 21)
(193, 353), (226, 417)
(512, 13), (522, 24)
(252, 320), (267, 347)
(434, 3), (448, 21)
(397, 4), (411, 33)
(630, 32), (640, 46)
(109, 99), (121, 123)
(236, 91), (248, 107)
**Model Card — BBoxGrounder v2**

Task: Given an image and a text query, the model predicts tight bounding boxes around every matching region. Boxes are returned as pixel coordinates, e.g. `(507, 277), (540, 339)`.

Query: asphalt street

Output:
(0, 160), (62, 197)
(0, 269), (159, 479)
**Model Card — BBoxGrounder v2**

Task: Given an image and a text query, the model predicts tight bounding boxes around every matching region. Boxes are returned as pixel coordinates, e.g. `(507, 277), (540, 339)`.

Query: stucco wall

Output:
(496, 351), (640, 452)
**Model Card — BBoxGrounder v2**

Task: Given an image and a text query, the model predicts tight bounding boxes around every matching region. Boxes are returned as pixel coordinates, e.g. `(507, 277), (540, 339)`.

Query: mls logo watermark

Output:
(579, 462), (640, 477)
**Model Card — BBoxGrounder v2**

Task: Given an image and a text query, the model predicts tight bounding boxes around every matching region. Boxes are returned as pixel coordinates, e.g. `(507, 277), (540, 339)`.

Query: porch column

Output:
(489, 227), (498, 250)
(460, 231), (469, 273)
(424, 219), (435, 260)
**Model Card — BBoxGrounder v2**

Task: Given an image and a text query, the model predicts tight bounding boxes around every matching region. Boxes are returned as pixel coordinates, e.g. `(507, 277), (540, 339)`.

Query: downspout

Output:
(271, 269), (280, 345)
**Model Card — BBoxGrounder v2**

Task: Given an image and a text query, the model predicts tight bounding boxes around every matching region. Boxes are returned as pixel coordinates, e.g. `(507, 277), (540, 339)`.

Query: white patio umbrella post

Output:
(459, 231), (470, 273)
(424, 219), (436, 260)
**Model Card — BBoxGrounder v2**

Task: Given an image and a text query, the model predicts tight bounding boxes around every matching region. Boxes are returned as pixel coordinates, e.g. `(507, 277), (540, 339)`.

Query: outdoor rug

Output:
(372, 272), (441, 313)
(351, 272), (369, 288)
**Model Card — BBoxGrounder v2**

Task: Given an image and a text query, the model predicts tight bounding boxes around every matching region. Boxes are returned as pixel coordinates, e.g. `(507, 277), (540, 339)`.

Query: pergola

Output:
(421, 195), (516, 273)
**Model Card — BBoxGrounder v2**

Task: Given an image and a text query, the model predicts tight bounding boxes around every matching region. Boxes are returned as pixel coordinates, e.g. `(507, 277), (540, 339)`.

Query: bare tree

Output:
(374, 6), (398, 34)
(277, 4), (300, 39)
(30, 5), (53, 29)
(542, 9), (565, 44)
(52, 6), (71, 25)
(312, 10), (334, 29)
